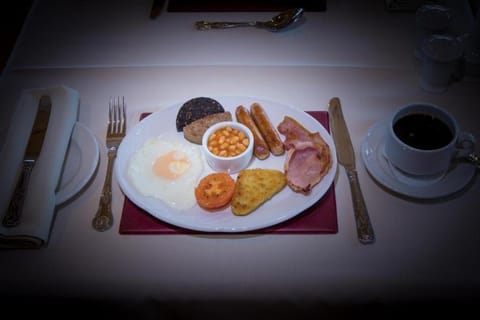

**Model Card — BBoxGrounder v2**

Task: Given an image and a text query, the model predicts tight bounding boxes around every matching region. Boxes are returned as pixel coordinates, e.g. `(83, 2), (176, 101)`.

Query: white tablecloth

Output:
(1, 0), (479, 317)
(8, 0), (417, 69)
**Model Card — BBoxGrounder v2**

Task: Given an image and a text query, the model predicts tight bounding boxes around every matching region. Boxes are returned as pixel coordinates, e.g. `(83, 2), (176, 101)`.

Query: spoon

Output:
(195, 8), (304, 31)
(468, 153), (480, 169)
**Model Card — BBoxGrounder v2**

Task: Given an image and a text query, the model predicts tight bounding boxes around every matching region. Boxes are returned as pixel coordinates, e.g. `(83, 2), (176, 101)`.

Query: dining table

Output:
(0, 0), (479, 318)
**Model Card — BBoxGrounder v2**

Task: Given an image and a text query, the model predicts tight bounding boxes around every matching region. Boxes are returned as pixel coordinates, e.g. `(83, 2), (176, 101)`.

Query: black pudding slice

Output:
(175, 97), (225, 132)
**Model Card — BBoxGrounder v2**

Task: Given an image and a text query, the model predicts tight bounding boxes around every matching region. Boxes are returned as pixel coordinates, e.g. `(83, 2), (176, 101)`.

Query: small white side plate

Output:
(56, 122), (99, 205)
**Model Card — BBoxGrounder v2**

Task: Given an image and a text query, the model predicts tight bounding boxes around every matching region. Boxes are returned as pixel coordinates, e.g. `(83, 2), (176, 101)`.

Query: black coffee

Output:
(393, 113), (454, 150)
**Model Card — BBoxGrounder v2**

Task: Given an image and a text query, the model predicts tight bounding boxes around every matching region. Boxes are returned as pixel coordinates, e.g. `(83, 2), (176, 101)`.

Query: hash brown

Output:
(231, 169), (286, 216)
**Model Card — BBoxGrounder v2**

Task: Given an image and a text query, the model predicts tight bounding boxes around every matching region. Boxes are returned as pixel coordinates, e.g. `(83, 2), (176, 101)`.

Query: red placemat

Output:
(167, 0), (327, 12)
(119, 111), (337, 234)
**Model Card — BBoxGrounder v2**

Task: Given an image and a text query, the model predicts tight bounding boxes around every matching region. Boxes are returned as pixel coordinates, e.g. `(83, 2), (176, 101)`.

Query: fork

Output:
(92, 97), (126, 231)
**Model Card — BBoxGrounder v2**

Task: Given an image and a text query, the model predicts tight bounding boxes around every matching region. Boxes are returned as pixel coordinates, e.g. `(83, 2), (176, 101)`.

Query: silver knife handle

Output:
(346, 169), (375, 244)
(2, 160), (35, 227)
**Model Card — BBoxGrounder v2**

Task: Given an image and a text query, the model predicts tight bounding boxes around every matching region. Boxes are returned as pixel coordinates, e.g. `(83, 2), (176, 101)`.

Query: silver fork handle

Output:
(92, 149), (116, 231)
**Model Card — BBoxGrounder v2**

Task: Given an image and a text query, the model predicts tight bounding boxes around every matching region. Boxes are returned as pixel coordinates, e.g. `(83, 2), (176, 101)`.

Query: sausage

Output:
(235, 105), (270, 160)
(250, 103), (285, 156)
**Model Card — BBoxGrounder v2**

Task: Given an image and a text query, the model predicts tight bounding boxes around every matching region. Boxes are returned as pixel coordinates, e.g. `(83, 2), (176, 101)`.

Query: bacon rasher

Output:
(277, 116), (332, 194)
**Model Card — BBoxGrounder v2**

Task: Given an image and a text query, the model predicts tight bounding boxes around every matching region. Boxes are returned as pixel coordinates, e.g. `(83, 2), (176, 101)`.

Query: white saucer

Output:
(55, 122), (99, 205)
(361, 120), (476, 199)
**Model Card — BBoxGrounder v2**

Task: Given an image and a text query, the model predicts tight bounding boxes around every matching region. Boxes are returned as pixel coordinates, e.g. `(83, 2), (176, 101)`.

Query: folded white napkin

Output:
(0, 86), (79, 249)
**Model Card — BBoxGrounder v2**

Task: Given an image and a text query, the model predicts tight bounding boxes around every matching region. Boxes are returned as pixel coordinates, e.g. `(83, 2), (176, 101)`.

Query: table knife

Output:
(2, 95), (52, 227)
(329, 97), (375, 244)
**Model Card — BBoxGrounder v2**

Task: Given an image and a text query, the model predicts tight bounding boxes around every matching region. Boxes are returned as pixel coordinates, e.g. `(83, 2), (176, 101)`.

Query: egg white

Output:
(127, 137), (204, 210)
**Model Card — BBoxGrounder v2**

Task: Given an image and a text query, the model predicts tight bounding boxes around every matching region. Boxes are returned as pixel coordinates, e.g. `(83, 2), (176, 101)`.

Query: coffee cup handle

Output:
(456, 132), (476, 158)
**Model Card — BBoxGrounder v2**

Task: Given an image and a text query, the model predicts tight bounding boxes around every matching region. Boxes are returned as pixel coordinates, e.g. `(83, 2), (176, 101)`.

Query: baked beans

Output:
(207, 126), (249, 157)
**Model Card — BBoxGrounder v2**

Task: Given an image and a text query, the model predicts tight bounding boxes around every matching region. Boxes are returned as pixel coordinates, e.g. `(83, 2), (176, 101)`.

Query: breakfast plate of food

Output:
(115, 96), (337, 232)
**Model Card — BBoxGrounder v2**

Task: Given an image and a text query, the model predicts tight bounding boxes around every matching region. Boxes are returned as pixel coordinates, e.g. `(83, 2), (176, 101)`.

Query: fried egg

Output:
(127, 137), (204, 210)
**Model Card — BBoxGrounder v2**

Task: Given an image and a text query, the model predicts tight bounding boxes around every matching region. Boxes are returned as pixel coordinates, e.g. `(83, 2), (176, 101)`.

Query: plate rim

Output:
(55, 121), (100, 205)
(115, 96), (337, 232)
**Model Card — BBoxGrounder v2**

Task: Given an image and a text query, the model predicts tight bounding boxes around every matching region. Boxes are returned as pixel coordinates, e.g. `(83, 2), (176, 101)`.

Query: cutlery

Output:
(92, 97), (126, 232)
(468, 153), (480, 169)
(329, 97), (375, 244)
(195, 7), (304, 31)
(3, 95), (51, 227)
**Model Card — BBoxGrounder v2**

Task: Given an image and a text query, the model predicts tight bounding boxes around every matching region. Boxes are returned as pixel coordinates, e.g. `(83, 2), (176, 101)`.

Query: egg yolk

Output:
(153, 150), (191, 180)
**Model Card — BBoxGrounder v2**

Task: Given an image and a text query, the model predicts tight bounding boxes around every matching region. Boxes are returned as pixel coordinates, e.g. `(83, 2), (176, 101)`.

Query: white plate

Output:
(361, 120), (476, 199)
(115, 97), (337, 232)
(56, 122), (99, 205)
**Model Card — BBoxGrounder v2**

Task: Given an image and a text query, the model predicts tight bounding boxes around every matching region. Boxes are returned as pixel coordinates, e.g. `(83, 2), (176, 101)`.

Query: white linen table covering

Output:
(0, 0), (479, 317)
(8, 0), (416, 70)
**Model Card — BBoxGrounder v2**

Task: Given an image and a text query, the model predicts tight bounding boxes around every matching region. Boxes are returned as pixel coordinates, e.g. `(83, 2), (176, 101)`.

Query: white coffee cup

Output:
(384, 103), (475, 178)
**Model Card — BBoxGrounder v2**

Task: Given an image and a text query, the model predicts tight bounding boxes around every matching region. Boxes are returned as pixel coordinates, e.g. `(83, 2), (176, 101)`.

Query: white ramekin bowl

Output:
(201, 121), (254, 174)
